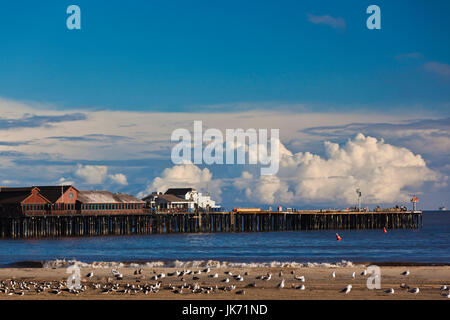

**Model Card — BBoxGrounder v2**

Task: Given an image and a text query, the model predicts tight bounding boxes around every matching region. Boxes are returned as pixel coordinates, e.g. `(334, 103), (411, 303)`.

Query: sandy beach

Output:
(0, 265), (448, 300)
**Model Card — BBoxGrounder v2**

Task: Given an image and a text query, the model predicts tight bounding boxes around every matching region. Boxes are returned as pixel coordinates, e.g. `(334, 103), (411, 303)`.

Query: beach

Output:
(0, 265), (449, 300)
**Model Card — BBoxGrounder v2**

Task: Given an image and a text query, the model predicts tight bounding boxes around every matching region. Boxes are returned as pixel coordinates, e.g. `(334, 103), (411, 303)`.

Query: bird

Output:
(444, 292), (450, 299)
(294, 275), (305, 282)
(209, 273), (218, 278)
(440, 285), (448, 291)
(202, 267), (210, 273)
(400, 283), (410, 289)
(409, 287), (420, 294)
(351, 272), (356, 279)
(295, 284), (306, 290)
(401, 270), (410, 276)
(384, 288), (395, 294)
(221, 278), (230, 283)
(279, 271), (283, 277)
(236, 290), (245, 295)
(86, 272), (94, 278)
(331, 271), (336, 279)
(225, 271), (232, 276)
(277, 279), (285, 289)
(360, 270), (367, 276)
(247, 283), (257, 288)
(341, 285), (352, 294)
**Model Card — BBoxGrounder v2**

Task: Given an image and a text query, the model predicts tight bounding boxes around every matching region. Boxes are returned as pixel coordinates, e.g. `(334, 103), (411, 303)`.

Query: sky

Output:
(0, 1), (449, 209)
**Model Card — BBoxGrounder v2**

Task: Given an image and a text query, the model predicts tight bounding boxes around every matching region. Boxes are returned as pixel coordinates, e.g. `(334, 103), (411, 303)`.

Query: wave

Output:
(42, 259), (356, 269)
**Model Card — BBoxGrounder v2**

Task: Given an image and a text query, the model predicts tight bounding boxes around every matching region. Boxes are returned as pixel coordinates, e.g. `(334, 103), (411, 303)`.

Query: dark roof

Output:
(157, 194), (193, 203)
(164, 188), (195, 196)
(0, 190), (32, 204)
(34, 186), (73, 203)
(0, 186), (74, 204)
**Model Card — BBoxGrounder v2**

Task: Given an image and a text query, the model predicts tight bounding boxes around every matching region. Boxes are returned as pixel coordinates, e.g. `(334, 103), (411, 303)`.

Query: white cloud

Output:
(108, 173), (128, 186)
(74, 164), (108, 185)
(307, 13), (346, 30)
(424, 61), (450, 77)
(138, 163), (222, 201)
(235, 134), (440, 205)
(57, 177), (75, 186)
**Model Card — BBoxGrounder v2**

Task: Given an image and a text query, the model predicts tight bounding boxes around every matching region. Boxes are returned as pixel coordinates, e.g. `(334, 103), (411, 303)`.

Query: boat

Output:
(439, 205), (447, 211)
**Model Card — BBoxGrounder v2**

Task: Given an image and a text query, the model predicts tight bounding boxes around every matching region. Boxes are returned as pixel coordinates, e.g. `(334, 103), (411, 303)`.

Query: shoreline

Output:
(0, 265), (448, 300)
(2, 260), (450, 269)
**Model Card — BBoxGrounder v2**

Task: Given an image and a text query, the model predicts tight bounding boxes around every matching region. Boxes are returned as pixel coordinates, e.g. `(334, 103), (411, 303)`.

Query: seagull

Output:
(277, 279), (285, 289)
(263, 273), (272, 281)
(225, 271), (232, 276)
(409, 287), (420, 294)
(331, 271), (336, 279)
(351, 272), (356, 279)
(294, 284), (306, 290)
(341, 284), (352, 294)
(360, 270), (367, 276)
(294, 275), (305, 282)
(444, 292), (450, 299)
(236, 290), (245, 295)
(279, 271), (283, 277)
(401, 270), (410, 276)
(384, 288), (395, 294)
(209, 273), (218, 278)
(86, 272), (94, 278)
(400, 283), (410, 289)
(202, 267), (210, 273)
(247, 282), (257, 288)
(222, 278), (230, 283)
(440, 285), (448, 291)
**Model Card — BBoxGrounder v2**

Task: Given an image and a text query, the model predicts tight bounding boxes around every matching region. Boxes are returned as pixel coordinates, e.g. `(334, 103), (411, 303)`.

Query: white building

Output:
(164, 188), (220, 210)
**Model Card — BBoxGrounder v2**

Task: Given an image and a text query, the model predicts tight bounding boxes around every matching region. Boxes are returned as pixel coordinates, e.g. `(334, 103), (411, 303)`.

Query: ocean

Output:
(0, 211), (448, 267)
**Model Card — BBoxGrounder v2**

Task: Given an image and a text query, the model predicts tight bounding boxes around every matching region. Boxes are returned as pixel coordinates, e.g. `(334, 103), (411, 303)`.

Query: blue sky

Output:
(0, 1), (449, 209)
(0, 0), (449, 113)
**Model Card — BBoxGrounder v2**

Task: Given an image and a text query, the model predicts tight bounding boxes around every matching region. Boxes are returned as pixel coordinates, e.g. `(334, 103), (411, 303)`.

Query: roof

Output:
(164, 188), (195, 196)
(156, 194), (193, 203)
(0, 190), (33, 204)
(77, 191), (144, 204)
(0, 186), (75, 203)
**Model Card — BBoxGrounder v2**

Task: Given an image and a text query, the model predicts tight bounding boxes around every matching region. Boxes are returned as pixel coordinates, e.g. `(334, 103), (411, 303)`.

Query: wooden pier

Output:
(0, 211), (422, 238)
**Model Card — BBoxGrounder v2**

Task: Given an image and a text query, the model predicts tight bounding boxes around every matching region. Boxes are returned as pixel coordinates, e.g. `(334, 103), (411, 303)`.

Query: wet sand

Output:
(0, 265), (449, 300)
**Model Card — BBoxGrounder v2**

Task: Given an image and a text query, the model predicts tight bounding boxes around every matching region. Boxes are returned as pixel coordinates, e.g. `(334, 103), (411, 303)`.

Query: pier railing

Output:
(0, 211), (422, 238)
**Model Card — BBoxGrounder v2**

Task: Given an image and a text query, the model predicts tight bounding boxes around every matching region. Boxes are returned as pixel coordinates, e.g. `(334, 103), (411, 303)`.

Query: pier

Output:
(0, 211), (422, 238)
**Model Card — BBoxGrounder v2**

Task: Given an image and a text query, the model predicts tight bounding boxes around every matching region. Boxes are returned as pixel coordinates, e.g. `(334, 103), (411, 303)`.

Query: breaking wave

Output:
(42, 259), (357, 269)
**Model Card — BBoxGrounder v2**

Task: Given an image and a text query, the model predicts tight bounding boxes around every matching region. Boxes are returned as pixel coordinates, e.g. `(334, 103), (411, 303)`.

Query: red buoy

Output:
(336, 233), (342, 241)
(383, 227), (387, 233)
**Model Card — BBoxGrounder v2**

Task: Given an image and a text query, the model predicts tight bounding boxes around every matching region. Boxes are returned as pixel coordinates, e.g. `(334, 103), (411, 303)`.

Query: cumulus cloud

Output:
(307, 13), (346, 30)
(424, 61), (450, 77)
(57, 177), (75, 186)
(74, 164), (108, 185)
(108, 173), (128, 185)
(235, 134), (440, 205)
(138, 163), (222, 201)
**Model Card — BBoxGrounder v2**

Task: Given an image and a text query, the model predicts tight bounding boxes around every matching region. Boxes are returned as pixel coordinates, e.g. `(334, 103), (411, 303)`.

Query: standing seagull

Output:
(351, 272), (356, 279)
(331, 271), (336, 279)
(277, 279), (285, 289)
(409, 287), (420, 294)
(341, 285), (352, 294)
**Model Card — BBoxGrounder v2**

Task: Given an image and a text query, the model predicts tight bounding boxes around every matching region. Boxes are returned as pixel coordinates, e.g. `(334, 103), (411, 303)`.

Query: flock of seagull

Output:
(0, 267), (449, 298)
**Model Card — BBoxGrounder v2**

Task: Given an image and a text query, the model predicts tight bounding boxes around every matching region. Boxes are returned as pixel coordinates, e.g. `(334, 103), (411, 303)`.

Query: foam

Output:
(42, 259), (357, 269)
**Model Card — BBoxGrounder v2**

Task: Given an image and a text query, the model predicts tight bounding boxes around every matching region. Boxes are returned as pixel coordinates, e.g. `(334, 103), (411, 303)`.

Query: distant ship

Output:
(439, 205), (447, 211)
